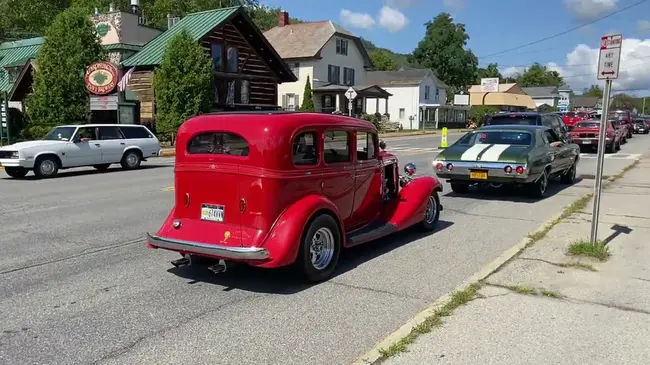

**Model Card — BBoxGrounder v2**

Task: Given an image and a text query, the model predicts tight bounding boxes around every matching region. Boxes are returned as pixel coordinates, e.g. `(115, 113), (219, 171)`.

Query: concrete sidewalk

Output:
(375, 157), (650, 365)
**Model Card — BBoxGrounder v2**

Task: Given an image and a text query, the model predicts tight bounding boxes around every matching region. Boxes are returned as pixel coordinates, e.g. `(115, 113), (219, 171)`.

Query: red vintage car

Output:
(569, 119), (621, 153)
(562, 111), (589, 128)
(146, 112), (443, 282)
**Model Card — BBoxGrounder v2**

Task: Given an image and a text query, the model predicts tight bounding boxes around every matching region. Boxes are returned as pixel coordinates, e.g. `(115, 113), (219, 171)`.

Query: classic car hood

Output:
(0, 140), (65, 151)
(439, 144), (530, 163)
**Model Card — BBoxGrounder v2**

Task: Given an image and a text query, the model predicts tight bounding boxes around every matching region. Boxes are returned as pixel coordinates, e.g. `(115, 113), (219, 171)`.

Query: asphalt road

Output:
(1, 132), (648, 365)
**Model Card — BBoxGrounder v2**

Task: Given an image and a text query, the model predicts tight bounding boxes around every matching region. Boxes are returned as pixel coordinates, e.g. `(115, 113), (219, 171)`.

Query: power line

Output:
(482, 52), (650, 70)
(478, 0), (650, 59)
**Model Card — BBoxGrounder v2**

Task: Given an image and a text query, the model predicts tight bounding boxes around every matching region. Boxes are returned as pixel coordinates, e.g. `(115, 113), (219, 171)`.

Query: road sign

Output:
(480, 78), (499, 92)
(345, 87), (357, 100)
(440, 127), (448, 148)
(597, 34), (622, 80)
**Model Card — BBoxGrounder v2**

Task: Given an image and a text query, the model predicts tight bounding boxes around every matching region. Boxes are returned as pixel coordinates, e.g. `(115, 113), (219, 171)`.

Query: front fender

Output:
(255, 194), (343, 268)
(383, 175), (441, 229)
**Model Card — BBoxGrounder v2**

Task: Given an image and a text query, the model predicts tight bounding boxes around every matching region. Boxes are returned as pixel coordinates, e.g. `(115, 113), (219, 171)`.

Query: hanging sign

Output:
(84, 61), (118, 95)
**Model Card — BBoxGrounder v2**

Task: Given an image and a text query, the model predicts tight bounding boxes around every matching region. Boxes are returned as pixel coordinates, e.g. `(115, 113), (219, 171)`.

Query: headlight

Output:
(11, 151), (19, 158)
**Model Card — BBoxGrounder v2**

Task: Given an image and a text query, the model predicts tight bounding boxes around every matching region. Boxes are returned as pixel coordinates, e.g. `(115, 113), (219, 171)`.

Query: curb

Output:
(351, 157), (642, 365)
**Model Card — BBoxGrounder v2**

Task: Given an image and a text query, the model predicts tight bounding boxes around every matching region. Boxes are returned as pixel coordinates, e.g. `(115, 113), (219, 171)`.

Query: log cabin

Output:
(121, 5), (297, 127)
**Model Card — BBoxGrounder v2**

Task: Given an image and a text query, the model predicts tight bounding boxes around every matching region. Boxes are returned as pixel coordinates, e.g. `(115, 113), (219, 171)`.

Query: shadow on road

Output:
(1, 164), (168, 181)
(443, 177), (583, 202)
(166, 220), (454, 294)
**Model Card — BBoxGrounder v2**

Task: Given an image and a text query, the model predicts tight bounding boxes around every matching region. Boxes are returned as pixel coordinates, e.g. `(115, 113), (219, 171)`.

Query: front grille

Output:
(0, 151), (16, 159)
(579, 133), (596, 138)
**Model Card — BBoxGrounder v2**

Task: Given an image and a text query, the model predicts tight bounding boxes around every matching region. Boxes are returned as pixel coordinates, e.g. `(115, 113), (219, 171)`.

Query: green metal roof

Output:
(122, 6), (241, 67)
(0, 37), (44, 93)
(104, 43), (144, 52)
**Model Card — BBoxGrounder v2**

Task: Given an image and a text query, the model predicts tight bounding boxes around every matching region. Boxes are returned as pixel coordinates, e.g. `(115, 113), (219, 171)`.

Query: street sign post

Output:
(591, 33), (622, 245)
(440, 127), (448, 148)
(345, 87), (357, 117)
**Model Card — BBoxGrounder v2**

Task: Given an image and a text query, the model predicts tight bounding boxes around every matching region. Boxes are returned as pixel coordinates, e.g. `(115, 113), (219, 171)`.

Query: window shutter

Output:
(282, 94), (288, 109)
(295, 95), (300, 110)
(351, 69), (355, 85)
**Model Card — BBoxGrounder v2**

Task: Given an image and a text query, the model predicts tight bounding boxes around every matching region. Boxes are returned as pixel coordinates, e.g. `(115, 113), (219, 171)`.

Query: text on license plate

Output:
(469, 171), (488, 180)
(581, 140), (592, 144)
(201, 204), (225, 222)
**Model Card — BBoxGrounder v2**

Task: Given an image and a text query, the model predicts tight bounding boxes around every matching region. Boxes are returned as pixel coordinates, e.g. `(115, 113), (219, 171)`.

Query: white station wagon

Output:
(0, 124), (162, 179)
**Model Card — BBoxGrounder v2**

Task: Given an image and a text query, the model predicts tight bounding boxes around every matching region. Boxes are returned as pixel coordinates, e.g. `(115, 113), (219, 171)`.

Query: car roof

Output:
(57, 124), (145, 128)
(477, 124), (547, 132)
(492, 112), (541, 116)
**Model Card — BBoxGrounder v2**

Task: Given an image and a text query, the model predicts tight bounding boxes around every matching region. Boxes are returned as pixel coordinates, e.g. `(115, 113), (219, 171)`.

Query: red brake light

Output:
(504, 165), (513, 174)
(435, 162), (443, 171)
(446, 163), (453, 171)
(515, 166), (525, 174)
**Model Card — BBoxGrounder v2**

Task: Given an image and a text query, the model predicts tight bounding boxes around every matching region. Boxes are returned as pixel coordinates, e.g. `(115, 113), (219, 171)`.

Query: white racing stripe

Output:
(479, 144), (511, 162)
(460, 144), (491, 160)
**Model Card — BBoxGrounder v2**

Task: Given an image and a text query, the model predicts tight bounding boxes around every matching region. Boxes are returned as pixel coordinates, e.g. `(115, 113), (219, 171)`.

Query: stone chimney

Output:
(278, 10), (289, 27)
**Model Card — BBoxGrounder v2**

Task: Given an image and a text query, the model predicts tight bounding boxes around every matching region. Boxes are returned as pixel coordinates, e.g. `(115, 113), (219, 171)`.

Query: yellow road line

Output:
(160, 186), (174, 192)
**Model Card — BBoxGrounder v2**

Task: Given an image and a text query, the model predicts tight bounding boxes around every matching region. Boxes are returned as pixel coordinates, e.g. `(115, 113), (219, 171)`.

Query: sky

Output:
(260, 0), (650, 96)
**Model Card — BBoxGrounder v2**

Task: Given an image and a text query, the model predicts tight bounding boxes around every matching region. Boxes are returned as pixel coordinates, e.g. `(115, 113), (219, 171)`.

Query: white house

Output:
(263, 12), (391, 114)
(521, 86), (561, 109)
(364, 69), (448, 130)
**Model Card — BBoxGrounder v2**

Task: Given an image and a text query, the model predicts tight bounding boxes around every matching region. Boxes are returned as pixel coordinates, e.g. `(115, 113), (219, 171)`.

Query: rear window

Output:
(457, 131), (533, 146)
(565, 112), (576, 117)
(577, 112), (588, 117)
(187, 132), (249, 156)
(119, 126), (153, 139)
(576, 122), (600, 128)
(487, 115), (538, 126)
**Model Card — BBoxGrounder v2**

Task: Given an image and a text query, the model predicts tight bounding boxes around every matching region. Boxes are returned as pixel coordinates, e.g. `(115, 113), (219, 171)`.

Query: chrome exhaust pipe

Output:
(207, 259), (227, 274)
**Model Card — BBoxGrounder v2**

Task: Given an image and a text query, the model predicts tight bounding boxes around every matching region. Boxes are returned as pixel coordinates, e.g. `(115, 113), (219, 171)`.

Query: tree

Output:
(611, 93), (642, 111)
(583, 84), (603, 97)
(154, 29), (213, 143)
(300, 76), (315, 111)
(411, 13), (478, 102)
(24, 7), (106, 139)
(370, 50), (398, 71)
(475, 63), (501, 84)
(517, 63), (563, 87)
(247, 5), (303, 31)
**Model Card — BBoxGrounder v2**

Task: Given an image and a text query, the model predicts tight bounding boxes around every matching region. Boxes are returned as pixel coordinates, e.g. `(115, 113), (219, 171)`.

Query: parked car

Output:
(484, 112), (570, 142)
(562, 111), (589, 129)
(433, 125), (580, 199)
(609, 110), (633, 138)
(569, 120), (621, 153)
(610, 119), (628, 144)
(632, 119), (649, 134)
(146, 111), (444, 282)
(0, 124), (161, 179)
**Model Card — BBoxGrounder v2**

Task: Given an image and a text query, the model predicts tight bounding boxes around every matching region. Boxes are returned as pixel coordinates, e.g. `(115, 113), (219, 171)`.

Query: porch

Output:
(312, 84), (392, 116)
(420, 104), (471, 130)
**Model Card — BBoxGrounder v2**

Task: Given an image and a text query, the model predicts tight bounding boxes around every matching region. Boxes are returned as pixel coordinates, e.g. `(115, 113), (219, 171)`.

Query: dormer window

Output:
(336, 38), (348, 56)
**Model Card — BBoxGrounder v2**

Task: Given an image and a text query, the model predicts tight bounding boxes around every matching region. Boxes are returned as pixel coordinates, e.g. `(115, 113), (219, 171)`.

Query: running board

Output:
(346, 222), (398, 247)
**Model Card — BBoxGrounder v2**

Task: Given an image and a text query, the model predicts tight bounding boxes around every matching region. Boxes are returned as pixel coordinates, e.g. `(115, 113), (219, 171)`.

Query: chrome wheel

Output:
(424, 195), (437, 224)
(539, 172), (548, 194)
(40, 160), (55, 176)
(310, 227), (335, 270)
(126, 153), (138, 168)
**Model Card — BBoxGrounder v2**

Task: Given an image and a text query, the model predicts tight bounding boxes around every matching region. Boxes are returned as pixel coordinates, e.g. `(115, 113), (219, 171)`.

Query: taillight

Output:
(515, 166), (525, 174)
(504, 165), (513, 174)
(435, 162), (443, 171)
(446, 163), (453, 171)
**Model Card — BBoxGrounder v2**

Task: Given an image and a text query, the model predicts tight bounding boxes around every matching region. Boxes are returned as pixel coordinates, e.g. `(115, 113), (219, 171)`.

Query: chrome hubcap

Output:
(540, 173), (548, 193)
(126, 154), (138, 167)
(310, 227), (335, 270)
(424, 195), (437, 224)
(40, 160), (55, 175)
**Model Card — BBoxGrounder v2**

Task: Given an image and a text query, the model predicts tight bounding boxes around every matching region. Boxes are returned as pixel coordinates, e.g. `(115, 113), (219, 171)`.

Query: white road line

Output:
(461, 144), (491, 160)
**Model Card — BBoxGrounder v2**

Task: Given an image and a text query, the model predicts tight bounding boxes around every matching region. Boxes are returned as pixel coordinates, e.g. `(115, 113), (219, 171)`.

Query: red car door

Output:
(348, 130), (382, 230)
(321, 129), (356, 224)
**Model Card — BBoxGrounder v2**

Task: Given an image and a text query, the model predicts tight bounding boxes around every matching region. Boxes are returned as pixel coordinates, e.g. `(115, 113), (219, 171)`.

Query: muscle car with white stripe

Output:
(433, 125), (580, 198)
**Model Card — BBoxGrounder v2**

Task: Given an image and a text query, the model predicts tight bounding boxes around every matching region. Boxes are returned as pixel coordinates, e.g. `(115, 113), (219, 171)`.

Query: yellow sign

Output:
(441, 127), (448, 148)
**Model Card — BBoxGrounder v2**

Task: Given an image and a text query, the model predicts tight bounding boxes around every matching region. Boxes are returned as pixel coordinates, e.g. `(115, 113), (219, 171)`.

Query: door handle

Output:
(94, 143), (101, 147)
(120, 142), (125, 145)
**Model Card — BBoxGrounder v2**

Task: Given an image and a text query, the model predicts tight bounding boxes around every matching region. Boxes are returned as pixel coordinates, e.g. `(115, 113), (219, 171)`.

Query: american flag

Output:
(117, 67), (135, 92)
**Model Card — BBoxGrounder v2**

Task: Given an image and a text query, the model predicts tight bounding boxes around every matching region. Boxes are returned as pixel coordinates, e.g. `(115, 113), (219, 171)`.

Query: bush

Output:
(469, 105), (499, 126)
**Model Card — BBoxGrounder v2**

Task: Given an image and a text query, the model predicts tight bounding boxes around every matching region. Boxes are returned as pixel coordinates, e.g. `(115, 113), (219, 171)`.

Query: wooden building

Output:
(122, 6), (297, 126)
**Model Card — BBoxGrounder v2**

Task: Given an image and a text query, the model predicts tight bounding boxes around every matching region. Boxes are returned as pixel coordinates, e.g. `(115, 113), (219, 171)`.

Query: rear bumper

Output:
(146, 232), (270, 260)
(434, 160), (530, 182)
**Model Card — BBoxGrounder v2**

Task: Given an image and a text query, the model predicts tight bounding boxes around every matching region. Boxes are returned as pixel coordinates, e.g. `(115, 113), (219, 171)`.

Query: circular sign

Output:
(84, 61), (118, 95)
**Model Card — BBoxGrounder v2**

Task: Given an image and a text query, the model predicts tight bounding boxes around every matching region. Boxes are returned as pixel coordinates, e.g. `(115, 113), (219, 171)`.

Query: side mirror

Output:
(379, 140), (386, 150)
(404, 162), (416, 176)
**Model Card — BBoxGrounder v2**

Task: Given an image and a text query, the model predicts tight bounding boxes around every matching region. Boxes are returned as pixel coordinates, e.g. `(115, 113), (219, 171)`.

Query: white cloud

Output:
(505, 38), (650, 93)
(443, 0), (464, 11)
(377, 6), (409, 32)
(564, 0), (617, 21)
(637, 20), (650, 34)
(340, 9), (376, 30)
(386, 0), (417, 8)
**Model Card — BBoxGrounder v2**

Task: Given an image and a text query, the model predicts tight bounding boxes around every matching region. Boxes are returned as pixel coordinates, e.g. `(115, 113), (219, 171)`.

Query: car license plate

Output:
(201, 204), (224, 222)
(581, 140), (591, 144)
(469, 170), (488, 180)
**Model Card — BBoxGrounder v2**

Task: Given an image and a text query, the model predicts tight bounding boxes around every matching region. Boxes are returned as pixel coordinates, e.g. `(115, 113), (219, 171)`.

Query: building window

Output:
(282, 93), (299, 111)
(328, 65), (340, 84)
(435, 88), (440, 102)
(424, 85), (430, 100)
(211, 43), (223, 71)
(227, 46), (238, 72)
(336, 38), (348, 55)
(343, 67), (355, 86)
(289, 62), (299, 79)
(399, 108), (405, 120)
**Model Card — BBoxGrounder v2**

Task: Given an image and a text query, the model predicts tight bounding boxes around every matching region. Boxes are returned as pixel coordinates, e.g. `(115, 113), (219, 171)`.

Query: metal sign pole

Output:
(589, 78), (612, 244)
